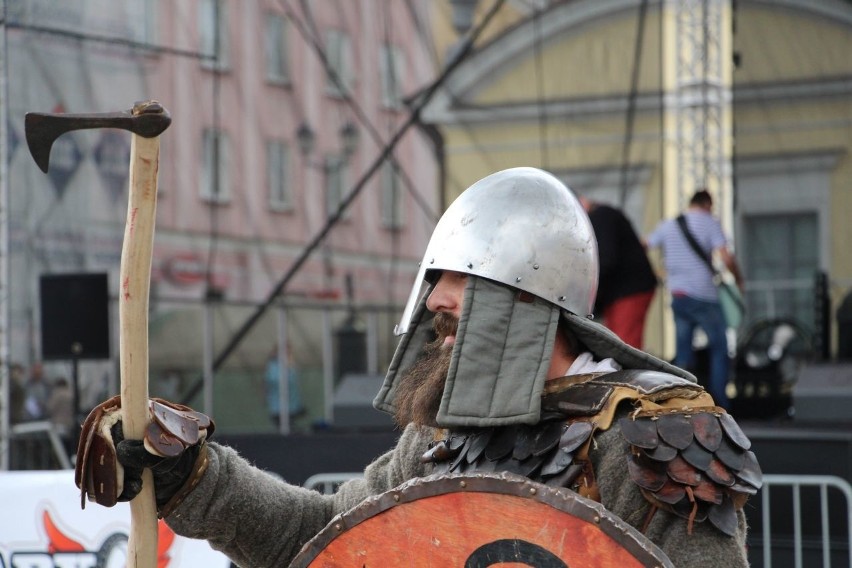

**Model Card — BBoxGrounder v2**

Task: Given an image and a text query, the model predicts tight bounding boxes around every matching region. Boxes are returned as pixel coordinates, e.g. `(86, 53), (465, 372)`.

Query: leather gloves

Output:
(75, 395), (215, 518)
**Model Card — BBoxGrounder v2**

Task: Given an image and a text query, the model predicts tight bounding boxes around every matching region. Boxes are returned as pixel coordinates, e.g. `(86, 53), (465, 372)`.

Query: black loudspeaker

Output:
(40, 273), (110, 360)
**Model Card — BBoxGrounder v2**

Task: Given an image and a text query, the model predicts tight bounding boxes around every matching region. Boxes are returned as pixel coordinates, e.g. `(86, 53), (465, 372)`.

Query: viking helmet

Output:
(376, 167), (688, 428)
(395, 166), (599, 335)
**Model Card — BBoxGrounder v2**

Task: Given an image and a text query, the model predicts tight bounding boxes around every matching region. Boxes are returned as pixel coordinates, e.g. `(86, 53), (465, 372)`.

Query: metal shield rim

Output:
(290, 471), (673, 568)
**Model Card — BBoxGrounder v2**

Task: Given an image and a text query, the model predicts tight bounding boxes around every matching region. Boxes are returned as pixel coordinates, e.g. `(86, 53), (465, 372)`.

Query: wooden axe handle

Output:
(120, 127), (162, 568)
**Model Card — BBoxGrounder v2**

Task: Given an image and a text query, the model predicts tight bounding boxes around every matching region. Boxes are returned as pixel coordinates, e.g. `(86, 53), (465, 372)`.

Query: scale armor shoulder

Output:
(619, 408), (762, 536)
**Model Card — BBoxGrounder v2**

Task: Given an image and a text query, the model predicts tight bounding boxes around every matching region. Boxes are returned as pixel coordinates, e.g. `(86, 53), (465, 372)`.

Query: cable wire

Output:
(618, 0), (649, 209)
(203, 0), (223, 298)
(2, 20), (213, 61)
(382, 0), (401, 305)
(532, 6), (549, 169)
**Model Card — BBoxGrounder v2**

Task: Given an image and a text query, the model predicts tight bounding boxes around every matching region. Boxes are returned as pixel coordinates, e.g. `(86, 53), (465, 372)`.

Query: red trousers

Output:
(602, 290), (655, 349)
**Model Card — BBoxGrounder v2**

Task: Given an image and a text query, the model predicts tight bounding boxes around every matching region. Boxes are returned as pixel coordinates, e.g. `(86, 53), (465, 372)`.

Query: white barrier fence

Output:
(0, 470), (230, 567)
(303, 472), (363, 495)
(4, 468), (850, 567)
(761, 474), (852, 568)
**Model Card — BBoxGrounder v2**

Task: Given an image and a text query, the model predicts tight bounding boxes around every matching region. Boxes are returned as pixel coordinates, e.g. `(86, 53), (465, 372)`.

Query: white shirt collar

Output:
(564, 351), (621, 376)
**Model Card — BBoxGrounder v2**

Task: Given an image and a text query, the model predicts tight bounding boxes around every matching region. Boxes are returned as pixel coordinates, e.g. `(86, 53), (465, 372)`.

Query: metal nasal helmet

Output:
(395, 166), (599, 335)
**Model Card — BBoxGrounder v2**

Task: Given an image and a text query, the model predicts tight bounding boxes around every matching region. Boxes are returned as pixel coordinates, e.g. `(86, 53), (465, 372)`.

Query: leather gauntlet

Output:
(75, 395), (215, 518)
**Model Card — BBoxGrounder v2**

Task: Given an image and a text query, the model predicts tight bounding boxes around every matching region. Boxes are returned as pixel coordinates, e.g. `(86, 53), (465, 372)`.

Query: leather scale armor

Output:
(421, 370), (762, 537)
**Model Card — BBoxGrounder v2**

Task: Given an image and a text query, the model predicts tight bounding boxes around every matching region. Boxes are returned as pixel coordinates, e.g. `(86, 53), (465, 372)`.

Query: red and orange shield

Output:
(291, 472), (672, 567)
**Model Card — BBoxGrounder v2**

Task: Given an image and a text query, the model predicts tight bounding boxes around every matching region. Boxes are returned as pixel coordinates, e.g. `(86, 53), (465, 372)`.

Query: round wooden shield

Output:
(290, 472), (673, 567)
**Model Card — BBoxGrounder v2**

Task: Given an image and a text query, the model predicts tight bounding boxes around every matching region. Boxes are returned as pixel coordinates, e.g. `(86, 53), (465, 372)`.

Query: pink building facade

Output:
(4, 0), (440, 427)
(152, 1), (439, 306)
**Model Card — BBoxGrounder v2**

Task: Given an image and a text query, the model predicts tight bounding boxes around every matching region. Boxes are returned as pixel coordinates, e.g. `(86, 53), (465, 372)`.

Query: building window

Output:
(133, 0), (158, 44)
(736, 153), (835, 333)
(265, 13), (290, 84)
(325, 29), (351, 97)
(381, 161), (404, 229)
(379, 44), (404, 108)
(267, 140), (292, 211)
(200, 0), (229, 70)
(743, 213), (818, 331)
(201, 128), (230, 203)
(324, 154), (349, 219)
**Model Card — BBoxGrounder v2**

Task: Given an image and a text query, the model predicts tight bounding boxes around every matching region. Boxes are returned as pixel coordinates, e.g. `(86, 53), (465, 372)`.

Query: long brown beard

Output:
(393, 313), (457, 428)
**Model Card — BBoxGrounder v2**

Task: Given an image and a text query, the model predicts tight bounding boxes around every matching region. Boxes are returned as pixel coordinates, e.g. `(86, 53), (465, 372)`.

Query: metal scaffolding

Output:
(671, 0), (733, 227)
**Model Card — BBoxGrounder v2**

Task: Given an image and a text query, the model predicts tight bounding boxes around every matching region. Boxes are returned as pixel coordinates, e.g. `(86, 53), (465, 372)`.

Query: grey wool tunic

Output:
(165, 421), (751, 568)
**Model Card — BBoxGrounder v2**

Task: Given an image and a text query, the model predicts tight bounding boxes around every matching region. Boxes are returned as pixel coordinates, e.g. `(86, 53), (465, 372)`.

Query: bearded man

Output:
(76, 167), (760, 568)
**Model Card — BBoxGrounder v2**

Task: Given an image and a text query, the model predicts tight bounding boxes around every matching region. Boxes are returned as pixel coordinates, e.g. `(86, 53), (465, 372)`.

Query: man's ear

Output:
(556, 322), (582, 358)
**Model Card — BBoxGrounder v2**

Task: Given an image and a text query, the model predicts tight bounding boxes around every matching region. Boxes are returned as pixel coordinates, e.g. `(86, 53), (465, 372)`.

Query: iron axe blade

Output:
(24, 101), (171, 173)
(25, 99), (171, 568)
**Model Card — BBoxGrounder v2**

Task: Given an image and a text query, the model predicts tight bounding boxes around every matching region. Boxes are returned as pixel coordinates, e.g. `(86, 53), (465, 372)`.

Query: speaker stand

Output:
(70, 349), (83, 460)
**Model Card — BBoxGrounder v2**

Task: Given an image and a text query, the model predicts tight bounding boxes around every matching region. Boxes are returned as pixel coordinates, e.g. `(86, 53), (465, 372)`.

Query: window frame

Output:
(324, 153), (350, 220)
(264, 12), (290, 85)
(380, 161), (404, 229)
(200, 0), (230, 70)
(267, 139), (293, 212)
(201, 128), (231, 204)
(379, 43), (405, 109)
(324, 29), (351, 98)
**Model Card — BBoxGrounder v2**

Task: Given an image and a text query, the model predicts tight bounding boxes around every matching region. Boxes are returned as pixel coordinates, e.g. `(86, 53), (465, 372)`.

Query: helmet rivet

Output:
(516, 277), (522, 282)
(429, 258), (435, 264)
(533, 264), (540, 270)
(467, 262), (473, 269)
(559, 296), (566, 301)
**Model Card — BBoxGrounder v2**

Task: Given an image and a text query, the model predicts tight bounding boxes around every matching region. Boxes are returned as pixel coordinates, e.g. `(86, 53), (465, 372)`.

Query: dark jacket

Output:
(587, 203), (657, 313)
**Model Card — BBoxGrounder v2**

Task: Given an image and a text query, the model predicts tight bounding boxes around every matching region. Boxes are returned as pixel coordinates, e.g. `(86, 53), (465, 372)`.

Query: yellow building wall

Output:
(431, 1), (526, 59)
(475, 14), (663, 102)
(427, 0), (851, 358)
(732, 6), (852, 352)
(734, 6), (852, 83)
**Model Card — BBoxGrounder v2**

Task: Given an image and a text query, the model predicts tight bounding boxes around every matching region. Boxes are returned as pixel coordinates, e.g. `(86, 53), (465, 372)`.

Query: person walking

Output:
(265, 346), (305, 430)
(645, 189), (745, 409)
(9, 363), (27, 424)
(23, 361), (50, 421)
(580, 197), (657, 349)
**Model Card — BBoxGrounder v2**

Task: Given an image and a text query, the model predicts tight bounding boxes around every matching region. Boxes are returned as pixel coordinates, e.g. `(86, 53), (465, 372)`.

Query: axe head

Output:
(25, 100), (171, 173)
